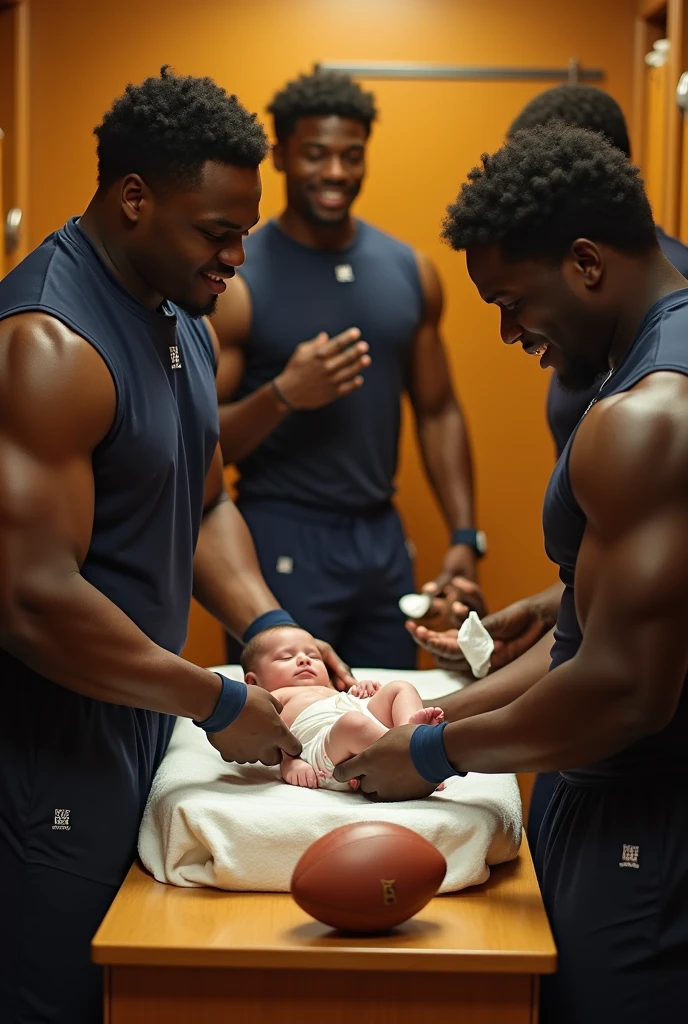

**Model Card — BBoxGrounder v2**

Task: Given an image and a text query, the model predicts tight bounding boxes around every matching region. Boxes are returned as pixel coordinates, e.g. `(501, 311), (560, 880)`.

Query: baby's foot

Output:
(408, 707), (445, 726)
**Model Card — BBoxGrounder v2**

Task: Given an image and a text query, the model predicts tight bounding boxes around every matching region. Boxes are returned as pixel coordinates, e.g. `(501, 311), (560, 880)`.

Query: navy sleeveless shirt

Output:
(547, 227), (688, 456)
(0, 217), (218, 885)
(544, 289), (688, 780)
(235, 219), (424, 511)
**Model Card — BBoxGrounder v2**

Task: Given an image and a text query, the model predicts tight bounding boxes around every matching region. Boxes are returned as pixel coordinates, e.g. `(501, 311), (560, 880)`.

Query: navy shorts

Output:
(535, 776), (688, 1024)
(0, 653), (174, 1023)
(232, 499), (417, 669)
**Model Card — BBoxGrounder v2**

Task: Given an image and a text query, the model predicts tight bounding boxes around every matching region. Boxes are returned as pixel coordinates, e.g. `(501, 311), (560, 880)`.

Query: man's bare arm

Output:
(408, 253), (477, 588)
(0, 314), (220, 721)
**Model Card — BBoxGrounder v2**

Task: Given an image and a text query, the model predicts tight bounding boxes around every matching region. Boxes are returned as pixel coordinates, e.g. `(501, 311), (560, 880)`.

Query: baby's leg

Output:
(366, 680), (445, 727)
(324, 711), (387, 765)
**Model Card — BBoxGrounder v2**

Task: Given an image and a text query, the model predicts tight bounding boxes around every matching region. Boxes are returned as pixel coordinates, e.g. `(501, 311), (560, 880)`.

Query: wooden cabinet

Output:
(93, 844), (556, 1024)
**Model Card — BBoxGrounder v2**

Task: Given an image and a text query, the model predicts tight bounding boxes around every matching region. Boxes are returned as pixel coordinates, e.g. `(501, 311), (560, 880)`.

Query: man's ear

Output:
(244, 671), (258, 686)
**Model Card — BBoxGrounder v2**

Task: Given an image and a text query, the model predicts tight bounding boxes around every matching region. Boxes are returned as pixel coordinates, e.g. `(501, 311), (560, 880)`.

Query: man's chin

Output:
(306, 204), (351, 227)
(173, 295), (218, 320)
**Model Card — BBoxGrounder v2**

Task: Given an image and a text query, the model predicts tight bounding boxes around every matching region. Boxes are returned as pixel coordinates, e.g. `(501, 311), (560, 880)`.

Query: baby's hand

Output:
(348, 680), (381, 698)
(281, 756), (320, 789)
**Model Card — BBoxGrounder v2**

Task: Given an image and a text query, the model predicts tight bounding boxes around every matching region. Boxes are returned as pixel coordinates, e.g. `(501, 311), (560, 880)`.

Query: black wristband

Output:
(193, 673), (247, 734)
(271, 378), (298, 412)
(409, 722), (467, 784)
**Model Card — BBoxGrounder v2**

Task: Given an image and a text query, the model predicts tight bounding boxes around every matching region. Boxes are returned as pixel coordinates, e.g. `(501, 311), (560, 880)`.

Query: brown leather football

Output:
(291, 821), (447, 932)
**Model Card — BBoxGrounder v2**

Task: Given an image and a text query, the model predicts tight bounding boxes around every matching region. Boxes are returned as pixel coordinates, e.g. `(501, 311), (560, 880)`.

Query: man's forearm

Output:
(193, 494), (282, 640)
(218, 384), (288, 465)
(531, 582), (565, 626)
(416, 402), (474, 530)
(1, 573), (220, 721)
(438, 629), (554, 721)
(442, 651), (647, 774)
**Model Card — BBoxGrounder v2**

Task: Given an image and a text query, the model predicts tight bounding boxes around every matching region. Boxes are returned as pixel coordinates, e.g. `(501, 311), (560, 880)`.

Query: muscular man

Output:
(0, 68), (350, 1024)
(214, 69), (481, 670)
(335, 123), (688, 1023)
(410, 84), (688, 845)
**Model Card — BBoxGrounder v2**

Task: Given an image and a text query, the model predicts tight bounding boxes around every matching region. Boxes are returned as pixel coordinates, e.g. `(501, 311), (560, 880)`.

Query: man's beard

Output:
(174, 295), (218, 319)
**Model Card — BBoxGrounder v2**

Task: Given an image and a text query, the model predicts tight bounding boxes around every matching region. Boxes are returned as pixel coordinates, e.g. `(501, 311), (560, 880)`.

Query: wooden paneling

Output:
(107, 966), (536, 1024)
(664, 0), (688, 233)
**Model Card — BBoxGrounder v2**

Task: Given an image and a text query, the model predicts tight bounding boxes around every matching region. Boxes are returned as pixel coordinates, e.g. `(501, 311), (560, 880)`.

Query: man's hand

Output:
(408, 585), (561, 674)
(406, 622), (467, 673)
(332, 725), (435, 801)
(422, 545), (480, 597)
(481, 596), (557, 670)
(275, 329), (371, 410)
(316, 639), (357, 691)
(348, 680), (381, 698)
(421, 571), (486, 619)
(208, 686), (302, 765)
(407, 576), (488, 671)
(281, 755), (321, 788)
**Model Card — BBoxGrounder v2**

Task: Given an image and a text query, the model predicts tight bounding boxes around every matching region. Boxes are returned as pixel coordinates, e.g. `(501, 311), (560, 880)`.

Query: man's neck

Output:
(277, 207), (357, 251)
(608, 251), (688, 370)
(79, 196), (164, 311)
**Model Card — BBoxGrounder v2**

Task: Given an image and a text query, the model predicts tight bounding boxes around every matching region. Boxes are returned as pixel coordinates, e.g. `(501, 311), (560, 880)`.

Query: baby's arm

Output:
(280, 754), (321, 789)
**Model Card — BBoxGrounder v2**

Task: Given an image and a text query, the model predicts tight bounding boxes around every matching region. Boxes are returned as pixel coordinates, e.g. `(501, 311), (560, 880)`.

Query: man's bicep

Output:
(575, 505), (688, 725)
(407, 252), (458, 412)
(572, 389), (688, 724)
(0, 316), (115, 594)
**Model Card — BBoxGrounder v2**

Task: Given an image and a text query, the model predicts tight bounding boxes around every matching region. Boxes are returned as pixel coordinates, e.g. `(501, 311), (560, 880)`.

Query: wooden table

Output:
(93, 844), (556, 1024)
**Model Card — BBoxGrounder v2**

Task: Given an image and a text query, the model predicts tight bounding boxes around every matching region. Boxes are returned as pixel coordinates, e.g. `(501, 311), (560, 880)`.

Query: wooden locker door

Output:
(681, 114), (688, 241)
(0, 130), (4, 279)
(644, 59), (670, 227)
(0, 0), (29, 272)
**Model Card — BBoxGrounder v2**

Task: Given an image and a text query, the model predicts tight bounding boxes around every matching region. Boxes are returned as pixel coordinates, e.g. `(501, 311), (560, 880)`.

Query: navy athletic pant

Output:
(535, 775), (688, 1023)
(230, 499), (417, 669)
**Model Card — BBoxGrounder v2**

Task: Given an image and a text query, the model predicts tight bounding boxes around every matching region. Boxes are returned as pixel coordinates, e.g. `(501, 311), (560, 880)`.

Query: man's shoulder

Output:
(356, 218), (414, 255)
(572, 372), (688, 503)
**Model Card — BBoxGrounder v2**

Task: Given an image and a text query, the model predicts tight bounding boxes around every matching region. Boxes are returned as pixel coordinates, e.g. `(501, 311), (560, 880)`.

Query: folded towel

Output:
(138, 667), (522, 893)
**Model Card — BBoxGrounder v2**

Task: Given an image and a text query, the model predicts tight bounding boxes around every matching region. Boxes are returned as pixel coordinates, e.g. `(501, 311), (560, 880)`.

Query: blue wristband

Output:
(242, 609), (297, 644)
(193, 673), (248, 733)
(409, 722), (466, 784)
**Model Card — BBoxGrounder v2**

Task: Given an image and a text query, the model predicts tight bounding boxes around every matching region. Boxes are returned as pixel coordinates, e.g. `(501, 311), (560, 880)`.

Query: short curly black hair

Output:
(442, 122), (657, 263)
(94, 66), (269, 190)
(267, 69), (377, 142)
(508, 84), (631, 158)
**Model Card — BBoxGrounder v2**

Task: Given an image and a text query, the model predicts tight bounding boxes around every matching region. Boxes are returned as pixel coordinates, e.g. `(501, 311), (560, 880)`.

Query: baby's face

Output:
(251, 628), (331, 692)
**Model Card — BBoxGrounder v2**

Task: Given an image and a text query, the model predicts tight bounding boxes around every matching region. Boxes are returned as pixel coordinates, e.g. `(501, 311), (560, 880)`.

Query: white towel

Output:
(138, 667), (522, 893)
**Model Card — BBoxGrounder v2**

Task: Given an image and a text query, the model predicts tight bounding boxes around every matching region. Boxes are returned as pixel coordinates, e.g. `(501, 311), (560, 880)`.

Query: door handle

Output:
(5, 207), (22, 256)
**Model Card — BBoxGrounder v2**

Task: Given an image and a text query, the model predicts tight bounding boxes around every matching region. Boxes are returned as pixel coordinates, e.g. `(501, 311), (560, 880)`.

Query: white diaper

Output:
(290, 692), (376, 792)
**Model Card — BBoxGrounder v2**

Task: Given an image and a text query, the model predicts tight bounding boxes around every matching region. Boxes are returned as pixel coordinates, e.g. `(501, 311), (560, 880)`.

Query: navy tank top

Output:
(544, 289), (688, 780)
(235, 219), (424, 510)
(547, 227), (688, 456)
(0, 217), (218, 885)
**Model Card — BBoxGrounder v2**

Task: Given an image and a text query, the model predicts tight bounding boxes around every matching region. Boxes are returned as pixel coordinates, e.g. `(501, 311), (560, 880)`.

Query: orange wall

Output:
(27, 0), (637, 665)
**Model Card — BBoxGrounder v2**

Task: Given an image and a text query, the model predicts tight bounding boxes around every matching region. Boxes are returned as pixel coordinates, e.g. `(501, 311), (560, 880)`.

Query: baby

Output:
(241, 625), (444, 791)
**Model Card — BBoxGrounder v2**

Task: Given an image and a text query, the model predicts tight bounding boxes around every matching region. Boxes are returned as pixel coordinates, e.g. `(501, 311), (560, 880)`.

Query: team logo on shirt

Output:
(52, 808), (71, 831)
(619, 844), (639, 869)
(169, 345), (182, 370)
(334, 264), (354, 283)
